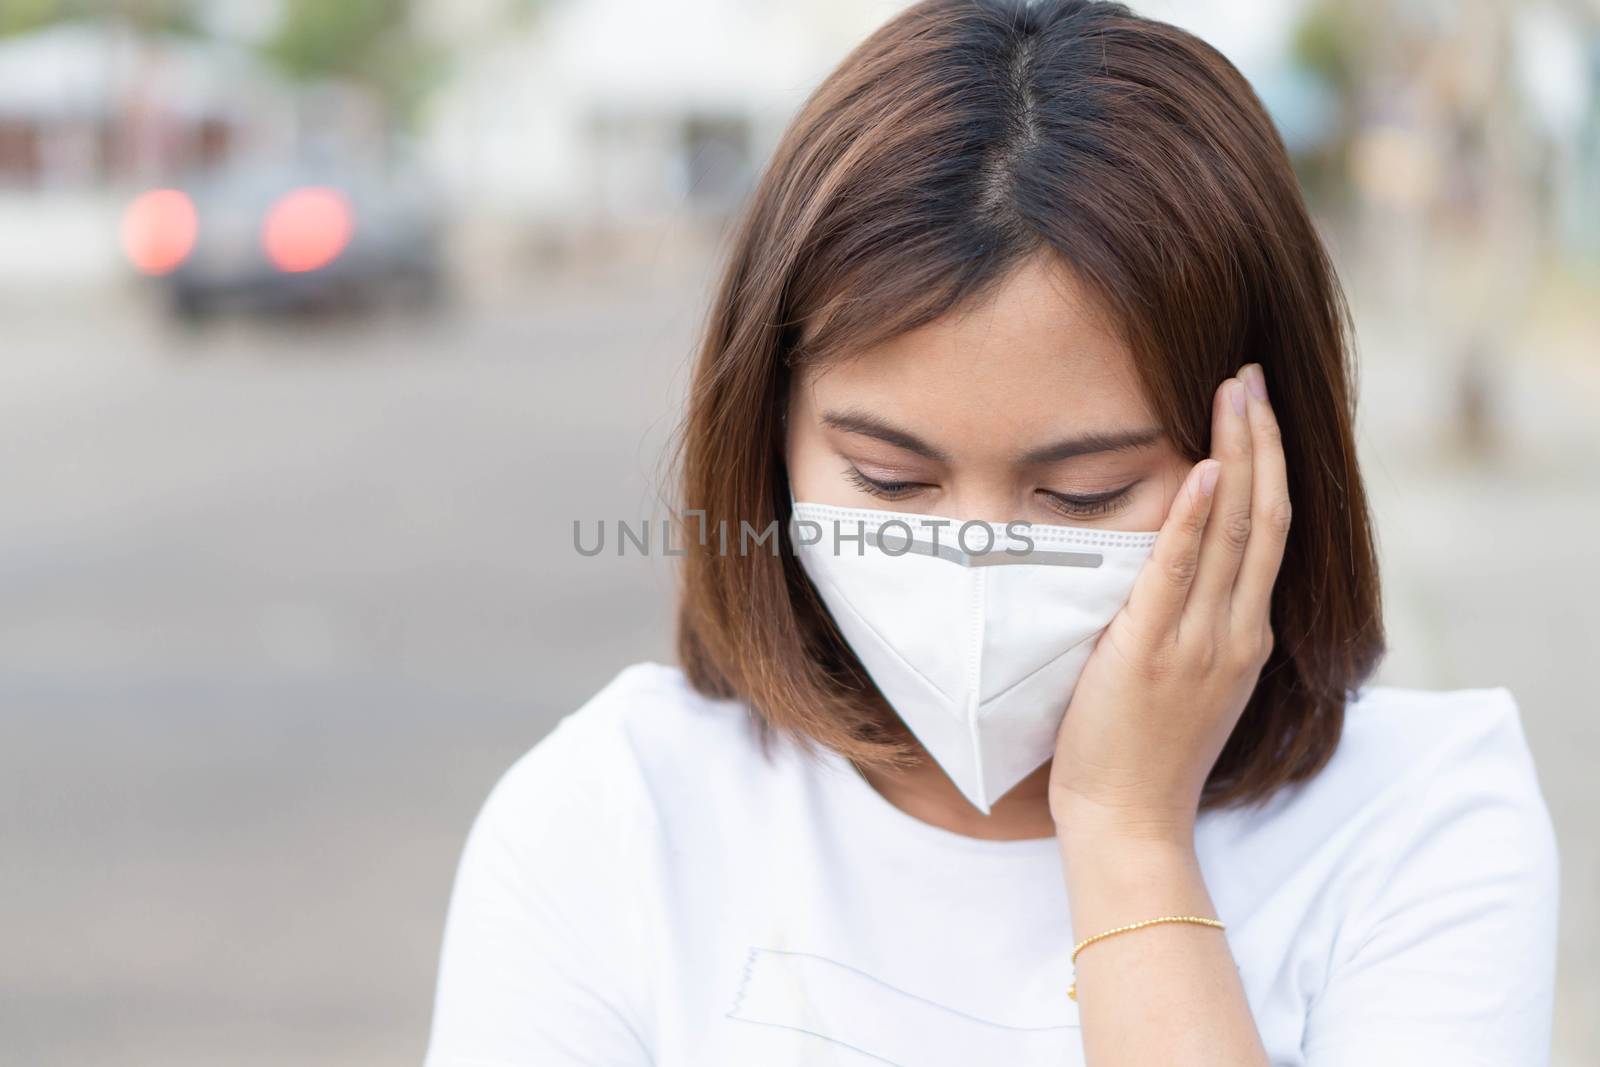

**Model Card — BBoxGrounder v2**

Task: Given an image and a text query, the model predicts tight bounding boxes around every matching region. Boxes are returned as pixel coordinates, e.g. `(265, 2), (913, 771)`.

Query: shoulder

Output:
(1343, 682), (1558, 881)
(446, 662), (776, 951)
(1206, 683), (1559, 911)
(1340, 682), (1539, 771)
(429, 665), (733, 1064)
(1331, 683), (1555, 845)
(1224, 683), (1553, 830)
(474, 661), (777, 841)
(1282, 685), (1562, 1059)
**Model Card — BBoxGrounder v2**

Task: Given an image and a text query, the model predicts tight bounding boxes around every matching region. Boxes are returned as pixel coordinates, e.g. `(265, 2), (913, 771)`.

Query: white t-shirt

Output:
(423, 662), (1559, 1067)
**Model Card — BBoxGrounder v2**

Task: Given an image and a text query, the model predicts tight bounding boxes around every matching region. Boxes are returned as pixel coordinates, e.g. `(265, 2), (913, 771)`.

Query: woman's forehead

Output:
(795, 255), (1155, 441)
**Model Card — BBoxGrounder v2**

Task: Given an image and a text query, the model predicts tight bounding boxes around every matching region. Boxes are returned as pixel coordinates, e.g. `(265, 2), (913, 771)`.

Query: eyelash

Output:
(845, 466), (921, 500)
(1038, 488), (1130, 520)
(845, 466), (1134, 519)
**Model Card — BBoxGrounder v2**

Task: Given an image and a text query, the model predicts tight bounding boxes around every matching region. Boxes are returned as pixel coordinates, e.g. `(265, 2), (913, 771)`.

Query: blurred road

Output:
(0, 267), (699, 1065)
(1, 255), (1595, 1065)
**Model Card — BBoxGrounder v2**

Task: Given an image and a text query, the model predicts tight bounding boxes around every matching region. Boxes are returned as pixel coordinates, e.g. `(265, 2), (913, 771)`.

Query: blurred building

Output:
(0, 14), (406, 293)
(0, 20), (291, 190)
(416, 0), (900, 260)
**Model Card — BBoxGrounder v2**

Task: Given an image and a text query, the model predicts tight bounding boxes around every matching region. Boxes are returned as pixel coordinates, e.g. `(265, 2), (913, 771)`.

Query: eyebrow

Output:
(821, 409), (950, 461)
(820, 408), (1163, 464)
(1017, 426), (1164, 464)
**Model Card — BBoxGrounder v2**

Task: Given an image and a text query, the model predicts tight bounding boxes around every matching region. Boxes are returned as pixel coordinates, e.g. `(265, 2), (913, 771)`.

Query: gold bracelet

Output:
(1067, 915), (1226, 1001)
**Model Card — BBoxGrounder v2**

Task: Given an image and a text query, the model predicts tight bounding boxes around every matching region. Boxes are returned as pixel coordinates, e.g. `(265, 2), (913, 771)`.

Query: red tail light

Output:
(121, 189), (198, 276)
(262, 187), (354, 273)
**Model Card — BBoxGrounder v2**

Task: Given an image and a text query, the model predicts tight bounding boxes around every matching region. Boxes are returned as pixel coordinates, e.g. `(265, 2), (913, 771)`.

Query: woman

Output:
(424, 1), (1559, 1064)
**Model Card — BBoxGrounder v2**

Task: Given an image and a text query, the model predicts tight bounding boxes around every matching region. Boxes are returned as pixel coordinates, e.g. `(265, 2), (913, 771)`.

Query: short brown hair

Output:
(673, 0), (1384, 808)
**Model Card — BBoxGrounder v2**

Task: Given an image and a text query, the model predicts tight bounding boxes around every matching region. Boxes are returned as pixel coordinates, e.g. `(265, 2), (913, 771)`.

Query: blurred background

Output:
(0, 0), (1594, 1063)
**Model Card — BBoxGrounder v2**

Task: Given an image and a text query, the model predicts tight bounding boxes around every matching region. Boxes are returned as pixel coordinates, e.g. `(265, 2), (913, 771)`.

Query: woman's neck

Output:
(859, 756), (1058, 841)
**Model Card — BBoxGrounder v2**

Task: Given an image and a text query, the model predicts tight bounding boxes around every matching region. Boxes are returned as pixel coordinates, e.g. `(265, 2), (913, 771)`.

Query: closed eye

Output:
(1037, 485), (1136, 520)
(845, 466), (930, 501)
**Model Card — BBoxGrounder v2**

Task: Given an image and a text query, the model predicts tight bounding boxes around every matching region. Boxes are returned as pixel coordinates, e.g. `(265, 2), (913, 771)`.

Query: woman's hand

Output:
(1051, 366), (1283, 1063)
(1048, 362), (1290, 845)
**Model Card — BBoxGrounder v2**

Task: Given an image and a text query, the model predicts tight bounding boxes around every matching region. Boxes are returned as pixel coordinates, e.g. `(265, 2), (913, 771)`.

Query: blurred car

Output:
(121, 158), (446, 321)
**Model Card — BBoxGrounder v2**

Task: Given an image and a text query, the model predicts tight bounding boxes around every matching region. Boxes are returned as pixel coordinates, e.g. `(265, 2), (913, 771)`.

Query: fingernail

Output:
(1199, 461), (1220, 496)
(1228, 378), (1246, 417)
(1243, 363), (1267, 401)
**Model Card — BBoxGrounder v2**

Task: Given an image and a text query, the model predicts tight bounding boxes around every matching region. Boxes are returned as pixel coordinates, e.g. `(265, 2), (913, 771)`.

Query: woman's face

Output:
(786, 252), (1194, 532)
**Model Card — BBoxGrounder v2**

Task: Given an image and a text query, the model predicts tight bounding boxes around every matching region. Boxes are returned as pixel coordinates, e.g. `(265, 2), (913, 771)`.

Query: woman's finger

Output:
(1186, 374), (1254, 623)
(1230, 362), (1291, 628)
(1123, 457), (1220, 633)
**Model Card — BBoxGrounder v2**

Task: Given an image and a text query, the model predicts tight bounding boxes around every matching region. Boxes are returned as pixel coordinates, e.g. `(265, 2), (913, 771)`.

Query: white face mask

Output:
(789, 499), (1157, 814)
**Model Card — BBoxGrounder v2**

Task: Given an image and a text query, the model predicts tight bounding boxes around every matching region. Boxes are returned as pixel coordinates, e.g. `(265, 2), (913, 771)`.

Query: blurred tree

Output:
(1288, 0), (1375, 218)
(0, 0), (197, 36)
(0, 0), (60, 36)
(1293, 2), (1367, 97)
(263, 0), (441, 126)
